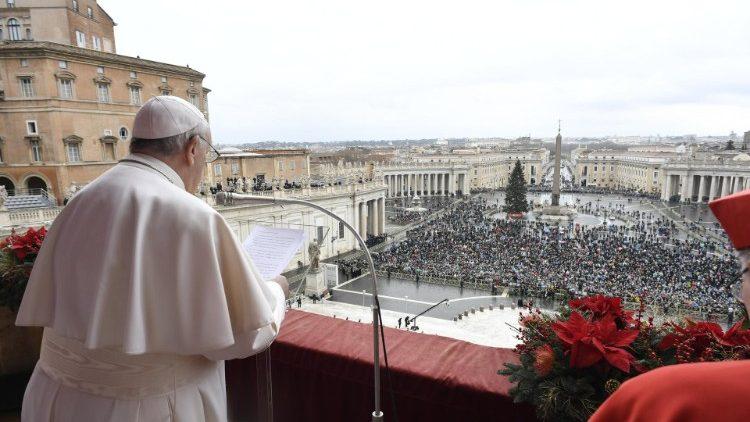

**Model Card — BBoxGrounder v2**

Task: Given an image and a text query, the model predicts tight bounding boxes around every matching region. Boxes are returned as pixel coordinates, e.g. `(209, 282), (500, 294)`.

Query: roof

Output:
(0, 41), (205, 78)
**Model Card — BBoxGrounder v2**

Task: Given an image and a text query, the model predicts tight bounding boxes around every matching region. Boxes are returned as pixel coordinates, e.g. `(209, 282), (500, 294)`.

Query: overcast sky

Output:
(101, 0), (750, 143)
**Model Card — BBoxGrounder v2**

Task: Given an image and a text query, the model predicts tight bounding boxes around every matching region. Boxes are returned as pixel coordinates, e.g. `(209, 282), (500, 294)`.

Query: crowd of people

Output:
(364, 198), (737, 315)
(386, 196), (456, 225)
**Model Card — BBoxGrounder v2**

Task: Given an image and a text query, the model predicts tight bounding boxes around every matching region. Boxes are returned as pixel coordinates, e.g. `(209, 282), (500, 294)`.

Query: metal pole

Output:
(217, 192), (385, 421)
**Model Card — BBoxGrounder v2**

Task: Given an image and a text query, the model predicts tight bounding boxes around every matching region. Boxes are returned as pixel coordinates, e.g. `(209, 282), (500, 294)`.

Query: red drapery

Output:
(226, 310), (536, 421)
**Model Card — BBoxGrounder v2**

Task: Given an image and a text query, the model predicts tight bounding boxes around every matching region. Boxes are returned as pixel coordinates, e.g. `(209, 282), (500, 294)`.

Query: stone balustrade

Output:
(0, 207), (63, 234)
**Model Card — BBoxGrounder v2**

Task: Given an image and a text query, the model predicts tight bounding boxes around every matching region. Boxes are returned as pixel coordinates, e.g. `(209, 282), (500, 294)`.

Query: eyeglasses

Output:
(731, 267), (749, 303)
(198, 135), (220, 163)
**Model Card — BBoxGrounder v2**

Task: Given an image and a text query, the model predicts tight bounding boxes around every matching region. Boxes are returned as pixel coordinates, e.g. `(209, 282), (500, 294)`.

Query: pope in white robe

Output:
(15, 96), (288, 421)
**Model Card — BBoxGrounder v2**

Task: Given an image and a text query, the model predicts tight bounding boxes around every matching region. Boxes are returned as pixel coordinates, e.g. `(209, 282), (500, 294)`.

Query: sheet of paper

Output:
(243, 226), (305, 281)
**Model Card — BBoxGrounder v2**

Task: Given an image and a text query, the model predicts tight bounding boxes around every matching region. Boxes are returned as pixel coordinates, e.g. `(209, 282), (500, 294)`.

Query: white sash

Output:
(38, 328), (217, 400)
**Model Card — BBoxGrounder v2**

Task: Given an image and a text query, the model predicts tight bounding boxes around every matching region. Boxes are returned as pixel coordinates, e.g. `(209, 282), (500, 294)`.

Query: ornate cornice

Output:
(99, 135), (118, 143)
(0, 41), (205, 79)
(93, 75), (112, 84)
(54, 70), (77, 80)
(63, 135), (83, 144)
(126, 80), (143, 88)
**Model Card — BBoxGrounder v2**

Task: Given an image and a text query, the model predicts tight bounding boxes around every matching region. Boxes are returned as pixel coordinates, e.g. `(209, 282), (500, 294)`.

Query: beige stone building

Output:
(205, 148), (310, 188)
(573, 147), (684, 193)
(413, 147), (550, 189)
(0, 0), (209, 204)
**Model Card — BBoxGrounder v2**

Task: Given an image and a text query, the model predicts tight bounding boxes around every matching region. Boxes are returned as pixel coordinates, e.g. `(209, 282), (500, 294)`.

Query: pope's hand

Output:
(272, 275), (290, 299)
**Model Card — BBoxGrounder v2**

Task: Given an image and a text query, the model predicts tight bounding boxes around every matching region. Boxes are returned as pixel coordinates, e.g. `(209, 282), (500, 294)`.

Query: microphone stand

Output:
(216, 191), (385, 422)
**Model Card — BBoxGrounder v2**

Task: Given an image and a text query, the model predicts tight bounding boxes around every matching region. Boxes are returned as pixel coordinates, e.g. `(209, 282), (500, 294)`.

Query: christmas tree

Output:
(726, 139), (736, 150)
(505, 160), (528, 213)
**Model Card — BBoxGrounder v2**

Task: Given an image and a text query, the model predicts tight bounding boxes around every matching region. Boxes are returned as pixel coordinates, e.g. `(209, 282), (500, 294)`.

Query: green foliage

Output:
(0, 251), (30, 312)
(505, 160), (528, 213)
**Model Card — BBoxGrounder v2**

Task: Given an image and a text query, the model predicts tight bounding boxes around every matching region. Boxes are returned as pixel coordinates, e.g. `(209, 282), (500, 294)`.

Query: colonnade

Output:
(383, 172), (468, 198)
(662, 173), (750, 202)
(353, 197), (385, 240)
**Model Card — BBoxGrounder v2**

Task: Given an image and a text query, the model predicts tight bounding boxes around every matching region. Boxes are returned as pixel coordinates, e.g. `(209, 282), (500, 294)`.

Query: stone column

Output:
(370, 200), (378, 235)
(359, 201), (367, 238)
(661, 175), (672, 201)
(449, 173), (455, 195)
(680, 174), (689, 202)
(697, 175), (706, 202)
(378, 198), (385, 234)
(708, 176), (719, 202)
(353, 202), (360, 248)
(721, 176), (731, 197)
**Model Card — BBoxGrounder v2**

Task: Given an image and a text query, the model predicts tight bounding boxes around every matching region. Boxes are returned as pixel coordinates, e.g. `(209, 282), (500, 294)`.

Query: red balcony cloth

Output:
(226, 310), (536, 422)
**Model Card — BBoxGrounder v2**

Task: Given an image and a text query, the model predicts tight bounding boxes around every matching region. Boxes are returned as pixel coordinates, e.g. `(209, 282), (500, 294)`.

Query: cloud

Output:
(101, 0), (750, 142)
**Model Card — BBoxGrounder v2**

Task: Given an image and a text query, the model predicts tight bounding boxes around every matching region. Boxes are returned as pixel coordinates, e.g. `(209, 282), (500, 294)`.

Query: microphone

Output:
(216, 191), (385, 422)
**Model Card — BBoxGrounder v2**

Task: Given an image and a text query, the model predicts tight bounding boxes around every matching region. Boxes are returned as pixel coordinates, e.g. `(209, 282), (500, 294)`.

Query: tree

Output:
(505, 160), (528, 213)
(726, 139), (736, 150)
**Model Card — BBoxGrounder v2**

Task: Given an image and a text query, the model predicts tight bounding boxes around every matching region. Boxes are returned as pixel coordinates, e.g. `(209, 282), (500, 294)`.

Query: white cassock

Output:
(15, 153), (286, 422)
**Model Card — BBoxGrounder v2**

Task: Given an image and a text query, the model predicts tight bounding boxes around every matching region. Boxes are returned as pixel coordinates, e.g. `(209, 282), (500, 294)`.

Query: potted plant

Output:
(0, 227), (47, 409)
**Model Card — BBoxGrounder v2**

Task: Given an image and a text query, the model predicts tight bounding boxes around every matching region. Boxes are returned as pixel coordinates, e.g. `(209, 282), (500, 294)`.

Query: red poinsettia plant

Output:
(0, 227), (48, 311)
(500, 295), (750, 422)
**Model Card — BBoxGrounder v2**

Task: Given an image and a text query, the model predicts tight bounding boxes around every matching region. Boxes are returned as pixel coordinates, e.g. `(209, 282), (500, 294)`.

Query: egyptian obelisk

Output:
(551, 121), (562, 207)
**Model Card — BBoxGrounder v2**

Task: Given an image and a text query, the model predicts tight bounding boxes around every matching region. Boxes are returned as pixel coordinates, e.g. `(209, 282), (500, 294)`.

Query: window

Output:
(75, 30), (86, 47)
(30, 140), (42, 162)
(129, 86), (141, 105)
(25, 28), (31, 40)
(161, 90), (171, 96)
(87, 7), (93, 18)
(8, 18), (20, 41)
(96, 83), (110, 102)
(7, 0), (16, 7)
(19, 58), (28, 67)
(190, 81), (195, 87)
(160, 76), (167, 83)
(96, 66), (104, 74)
(92, 36), (101, 51)
(103, 143), (115, 161)
(338, 221), (345, 239)
(58, 60), (68, 69)
(119, 127), (128, 141)
(20, 77), (34, 97)
(231, 163), (239, 175)
(26, 120), (38, 135)
(67, 142), (81, 162)
(189, 94), (199, 107)
(279, 161), (284, 171)
(72, 0), (78, 11)
(213, 164), (222, 176)
(290, 161), (296, 170)
(129, 71), (137, 79)
(316, 226), (324, 243)
(59, 79), (73, 99)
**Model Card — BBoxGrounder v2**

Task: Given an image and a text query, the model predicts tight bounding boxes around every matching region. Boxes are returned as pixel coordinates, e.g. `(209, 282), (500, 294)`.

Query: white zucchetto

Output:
(132, 95), (209, 140)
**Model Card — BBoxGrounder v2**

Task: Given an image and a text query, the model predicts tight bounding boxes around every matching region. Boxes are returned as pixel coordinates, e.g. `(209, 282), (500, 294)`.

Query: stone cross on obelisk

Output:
(551, 120), (562, 207)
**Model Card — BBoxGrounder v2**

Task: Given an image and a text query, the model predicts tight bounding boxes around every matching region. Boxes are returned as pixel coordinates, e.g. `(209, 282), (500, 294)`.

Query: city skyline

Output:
(103, 0), (750, 143)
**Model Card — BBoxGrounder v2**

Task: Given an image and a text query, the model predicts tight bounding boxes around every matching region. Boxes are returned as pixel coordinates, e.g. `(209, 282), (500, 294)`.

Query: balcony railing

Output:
(225, 309), (534, 421)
